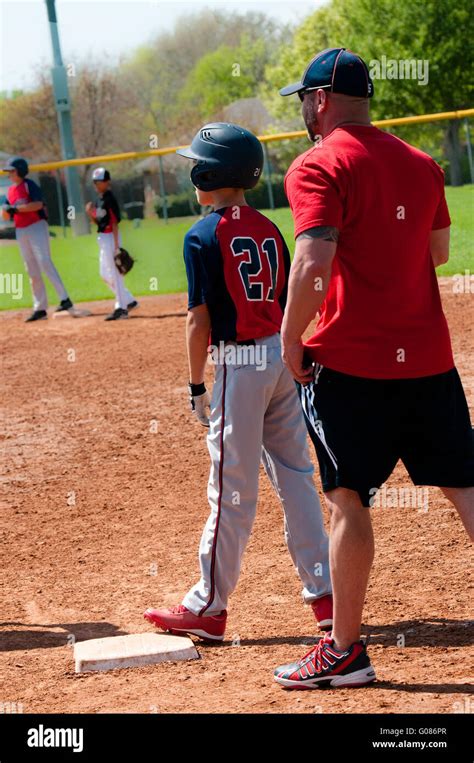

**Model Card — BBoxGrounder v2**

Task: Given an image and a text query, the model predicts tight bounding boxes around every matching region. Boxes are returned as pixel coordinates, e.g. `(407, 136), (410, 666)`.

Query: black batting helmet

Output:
(2, 157), (29, 178)
(176, 123), (264, 192)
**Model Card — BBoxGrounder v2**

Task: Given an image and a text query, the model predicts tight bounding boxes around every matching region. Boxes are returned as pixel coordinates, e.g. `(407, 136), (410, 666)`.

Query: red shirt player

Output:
(1, 156), (74, 321)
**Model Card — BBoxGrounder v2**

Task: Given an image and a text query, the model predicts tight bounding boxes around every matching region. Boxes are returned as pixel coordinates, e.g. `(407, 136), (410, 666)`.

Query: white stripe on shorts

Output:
(301, 381), (338, 469)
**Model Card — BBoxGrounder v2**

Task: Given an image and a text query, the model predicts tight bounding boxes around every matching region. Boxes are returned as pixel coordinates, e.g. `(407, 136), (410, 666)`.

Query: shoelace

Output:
(168, 605), (224, 618)
(169, 605), (188, 614)
(300, 638), (348, 674)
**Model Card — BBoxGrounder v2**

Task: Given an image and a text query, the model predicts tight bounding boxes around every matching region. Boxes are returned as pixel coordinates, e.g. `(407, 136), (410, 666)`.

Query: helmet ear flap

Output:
(190, 164), (220, 191)
(190, 163), (202, 189)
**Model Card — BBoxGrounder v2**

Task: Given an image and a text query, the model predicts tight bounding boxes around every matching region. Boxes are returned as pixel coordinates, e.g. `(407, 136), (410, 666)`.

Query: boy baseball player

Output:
(1, 156), (74, 322)
(85, 167), (137, 321)
(144, 123), (332, 641)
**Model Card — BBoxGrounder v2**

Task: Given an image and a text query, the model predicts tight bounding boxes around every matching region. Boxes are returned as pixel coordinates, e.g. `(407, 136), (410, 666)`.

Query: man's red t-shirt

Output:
(285, 125), (453, 379)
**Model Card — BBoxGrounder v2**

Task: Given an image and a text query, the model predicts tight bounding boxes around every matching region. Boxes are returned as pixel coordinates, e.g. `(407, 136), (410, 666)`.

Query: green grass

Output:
(438, 185), (474, 276)
(0, 185), (472, 310)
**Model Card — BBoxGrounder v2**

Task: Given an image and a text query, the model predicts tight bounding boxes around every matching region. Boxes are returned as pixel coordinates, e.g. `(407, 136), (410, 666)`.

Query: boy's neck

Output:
(211, 188), (248, 210)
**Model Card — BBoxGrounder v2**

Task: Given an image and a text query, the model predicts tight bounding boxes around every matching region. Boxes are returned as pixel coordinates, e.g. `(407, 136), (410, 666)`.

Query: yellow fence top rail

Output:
(2, 108), (473, 174)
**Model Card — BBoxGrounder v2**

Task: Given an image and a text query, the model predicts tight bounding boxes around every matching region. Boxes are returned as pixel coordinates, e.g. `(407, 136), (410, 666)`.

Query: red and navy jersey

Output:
(92, 190), (121, 233)
(184, 205), (291, 344)
(7, 179), (46, 229)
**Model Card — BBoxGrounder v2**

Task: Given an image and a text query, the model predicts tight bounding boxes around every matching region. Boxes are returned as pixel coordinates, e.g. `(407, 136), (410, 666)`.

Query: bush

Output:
(155, 192), (200, 218)
(246, 174), (288, 209)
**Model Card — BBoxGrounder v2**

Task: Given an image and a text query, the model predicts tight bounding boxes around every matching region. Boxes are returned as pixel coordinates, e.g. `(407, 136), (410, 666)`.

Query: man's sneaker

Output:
(144, 604), (227, 642)
(25, 310), (47, 323)
(105, 308), (128, 321)
(127, 300), (139, 311)
(311, 594), (333, 632)
(274, 633), (376, 689)
(55, 297), (73, 313)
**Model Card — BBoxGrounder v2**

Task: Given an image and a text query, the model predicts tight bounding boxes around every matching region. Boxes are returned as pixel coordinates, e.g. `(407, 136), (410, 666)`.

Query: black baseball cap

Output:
(280, 47), (374, 99)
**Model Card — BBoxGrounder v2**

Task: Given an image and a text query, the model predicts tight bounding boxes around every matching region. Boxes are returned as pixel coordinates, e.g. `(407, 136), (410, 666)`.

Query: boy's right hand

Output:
(2, 203), (16, 219)
(188, 382), (210, 426)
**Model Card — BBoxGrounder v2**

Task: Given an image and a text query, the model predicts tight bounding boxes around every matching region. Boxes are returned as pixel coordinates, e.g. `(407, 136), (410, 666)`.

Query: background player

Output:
(1, 156), (74, 322)
(85, 167), (137, 321)
(144, 123), (332, 641)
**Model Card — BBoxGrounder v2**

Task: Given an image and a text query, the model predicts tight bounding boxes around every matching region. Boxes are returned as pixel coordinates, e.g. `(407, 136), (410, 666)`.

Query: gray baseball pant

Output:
(16, 220), (68, 311)
(182, 333), (331, 616)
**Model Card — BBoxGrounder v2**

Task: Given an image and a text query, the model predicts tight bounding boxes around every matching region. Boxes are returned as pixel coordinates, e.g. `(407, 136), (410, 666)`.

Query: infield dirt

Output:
(1, 280), (473, 714)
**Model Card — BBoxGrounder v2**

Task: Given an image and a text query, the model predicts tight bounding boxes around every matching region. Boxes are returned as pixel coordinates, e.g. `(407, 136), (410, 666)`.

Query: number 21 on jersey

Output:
(231, 236), (279, 302)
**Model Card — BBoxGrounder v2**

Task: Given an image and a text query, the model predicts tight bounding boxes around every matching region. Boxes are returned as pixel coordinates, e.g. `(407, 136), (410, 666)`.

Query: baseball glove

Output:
(2, 203), (16, 219)
(114, 247), (134, 275)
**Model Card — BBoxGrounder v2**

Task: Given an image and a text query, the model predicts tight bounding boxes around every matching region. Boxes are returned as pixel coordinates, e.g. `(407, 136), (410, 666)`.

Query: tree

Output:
(69, 62), (139, 191)
(178, 36), (270, 123)
(0, 74), (60, 161)
(263, 4), (338, 127)
(119, 9), (288, 146)
(264, 0), (474, 184)
(336, 0), (473, 184)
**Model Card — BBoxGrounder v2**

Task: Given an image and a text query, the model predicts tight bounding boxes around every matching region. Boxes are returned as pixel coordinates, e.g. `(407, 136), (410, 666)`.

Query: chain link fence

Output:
(1, 110), (472, 239)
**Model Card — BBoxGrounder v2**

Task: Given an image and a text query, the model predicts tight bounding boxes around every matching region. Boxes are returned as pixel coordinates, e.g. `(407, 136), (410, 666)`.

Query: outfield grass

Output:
(0, 185), (472, 310)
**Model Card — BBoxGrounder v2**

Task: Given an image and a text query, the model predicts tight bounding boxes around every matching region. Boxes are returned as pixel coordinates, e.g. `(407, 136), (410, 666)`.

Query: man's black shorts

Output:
(298, 366), (474, 507)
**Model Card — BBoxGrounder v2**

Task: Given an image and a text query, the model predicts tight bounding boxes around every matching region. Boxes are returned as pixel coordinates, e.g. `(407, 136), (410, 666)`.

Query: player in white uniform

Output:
(85, 167), (137, 321)
(144, 123), (333, 641)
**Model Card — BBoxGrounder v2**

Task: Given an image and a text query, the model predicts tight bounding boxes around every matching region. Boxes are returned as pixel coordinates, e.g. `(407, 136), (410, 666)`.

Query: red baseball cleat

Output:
(144, 604), (227, 642)
(311, 594), (333, 631)
(274, 633), (376, 689)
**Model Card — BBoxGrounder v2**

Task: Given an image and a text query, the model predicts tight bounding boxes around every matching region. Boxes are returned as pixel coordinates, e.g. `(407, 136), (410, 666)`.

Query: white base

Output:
(165, 626), (224, 641)
(53, 307), (92, 319)
(74, 632), (199, 673)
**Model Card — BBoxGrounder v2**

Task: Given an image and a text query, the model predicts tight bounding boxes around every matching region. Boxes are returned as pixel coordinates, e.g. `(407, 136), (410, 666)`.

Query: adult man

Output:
(1, 157), (74, 322)
(273, 48), (474, 689)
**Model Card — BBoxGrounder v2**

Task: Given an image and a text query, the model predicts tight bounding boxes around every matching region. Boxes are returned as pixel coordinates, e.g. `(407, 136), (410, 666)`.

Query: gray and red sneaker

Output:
(311, 594), (333, 632)
(144, 604), (227, 642)
(274, 633), (376, 689)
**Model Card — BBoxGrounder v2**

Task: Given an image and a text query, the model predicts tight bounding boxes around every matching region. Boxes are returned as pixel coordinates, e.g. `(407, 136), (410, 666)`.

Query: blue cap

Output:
(279, 48), (374, 99)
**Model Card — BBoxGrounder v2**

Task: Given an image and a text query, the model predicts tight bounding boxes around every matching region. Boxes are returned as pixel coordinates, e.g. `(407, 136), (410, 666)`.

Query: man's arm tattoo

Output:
(296, 226), (339, 242)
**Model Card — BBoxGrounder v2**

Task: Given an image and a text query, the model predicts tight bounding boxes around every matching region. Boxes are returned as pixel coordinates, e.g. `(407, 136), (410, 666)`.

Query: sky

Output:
(0, 0), (320, 92)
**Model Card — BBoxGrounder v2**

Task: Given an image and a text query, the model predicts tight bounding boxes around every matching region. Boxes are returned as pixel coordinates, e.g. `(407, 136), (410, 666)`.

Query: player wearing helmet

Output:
(1, 156), (74, 322)
(144, 123), (333, 641)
